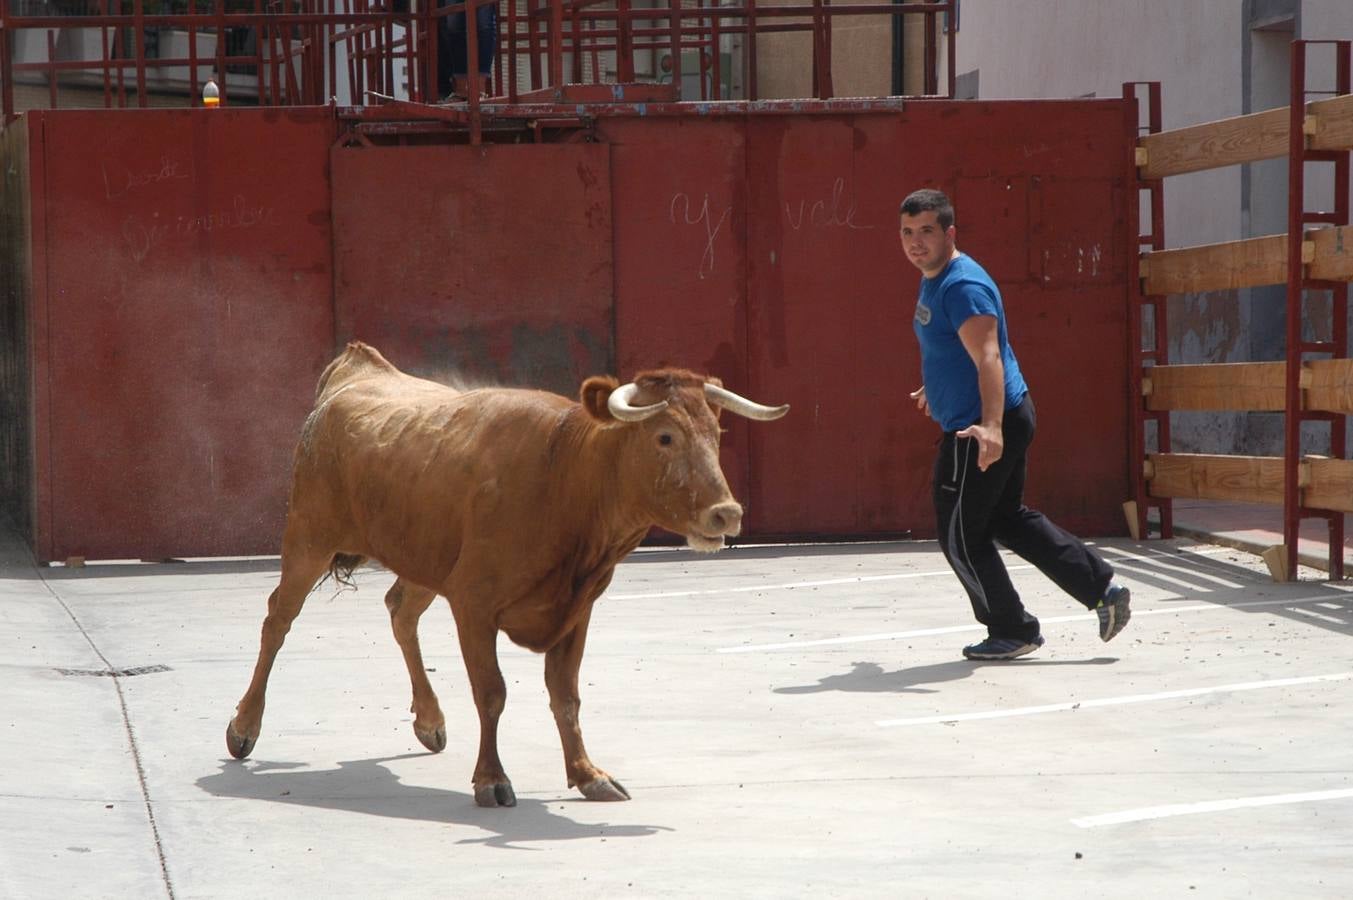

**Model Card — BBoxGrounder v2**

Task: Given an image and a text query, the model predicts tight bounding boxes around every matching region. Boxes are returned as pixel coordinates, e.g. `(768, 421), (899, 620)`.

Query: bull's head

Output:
(580, 369), (788, 552)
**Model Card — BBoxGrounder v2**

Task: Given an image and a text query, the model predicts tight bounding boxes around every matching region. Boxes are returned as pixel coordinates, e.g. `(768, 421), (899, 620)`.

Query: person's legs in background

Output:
(442, 2), (499, 99)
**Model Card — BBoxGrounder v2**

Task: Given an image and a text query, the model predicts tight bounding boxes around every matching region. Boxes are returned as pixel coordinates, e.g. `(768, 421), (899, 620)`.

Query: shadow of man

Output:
(774, 657), (1118, 695)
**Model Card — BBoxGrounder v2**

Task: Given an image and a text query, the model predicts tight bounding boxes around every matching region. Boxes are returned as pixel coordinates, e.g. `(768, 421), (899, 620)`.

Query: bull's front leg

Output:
(545, 606), (630, 802)
(449, 601), (515, 807)
(385, 578), (447, 753)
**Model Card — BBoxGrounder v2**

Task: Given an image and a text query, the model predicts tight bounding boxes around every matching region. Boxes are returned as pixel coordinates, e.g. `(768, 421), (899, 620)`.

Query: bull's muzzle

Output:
(700, 501), (744, 538)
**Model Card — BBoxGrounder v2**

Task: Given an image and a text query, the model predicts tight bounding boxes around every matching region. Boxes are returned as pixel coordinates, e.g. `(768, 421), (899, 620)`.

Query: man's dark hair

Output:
(899, 189), (954, 229)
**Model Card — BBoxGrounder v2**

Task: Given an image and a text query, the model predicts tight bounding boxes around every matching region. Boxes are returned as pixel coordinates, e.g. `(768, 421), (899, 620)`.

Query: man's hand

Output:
(910, 385), (929, 416)
(955, 421), (1003, 471)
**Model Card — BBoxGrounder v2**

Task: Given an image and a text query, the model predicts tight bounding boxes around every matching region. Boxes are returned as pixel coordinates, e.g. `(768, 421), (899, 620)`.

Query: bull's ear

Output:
(704, 375), (725, 420)
(580, 375), (620, 422)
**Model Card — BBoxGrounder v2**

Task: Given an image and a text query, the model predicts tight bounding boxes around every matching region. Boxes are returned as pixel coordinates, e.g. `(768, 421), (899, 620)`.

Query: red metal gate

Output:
(22, 107), (336, 561)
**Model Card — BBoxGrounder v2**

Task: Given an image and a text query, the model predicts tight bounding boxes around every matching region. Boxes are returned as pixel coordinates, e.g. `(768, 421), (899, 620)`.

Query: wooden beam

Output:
(1138, 107), (1288, 179)
(1309, 224), (1353, 283)
(1261, 544), (1290, 582)
(1145, 362), (1287, 411)
(1145, 358), (1353, 413)
(1305, 358), (1353, 414)
(1145, 453), (1288, 505)
(1147, 452), (1353, 513)
(1137, 93), (1353, 179)
(1310, 93), (1353, 152)
(1305, 457), (1353, 513)
(1142, 234), (1288, 294)
(1140, 225), (1351, 295)
(1141, 362), (1288, 411)
(1122, 500), (1140, 541)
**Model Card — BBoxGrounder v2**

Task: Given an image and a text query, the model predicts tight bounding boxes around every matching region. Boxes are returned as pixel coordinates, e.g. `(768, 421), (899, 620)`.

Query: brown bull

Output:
(225, 341), (787, 806)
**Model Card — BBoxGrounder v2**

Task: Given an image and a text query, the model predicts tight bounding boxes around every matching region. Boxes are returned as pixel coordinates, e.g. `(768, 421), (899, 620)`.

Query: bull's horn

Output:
(704, 383), (790, 421)
(607, 383), (669, 422)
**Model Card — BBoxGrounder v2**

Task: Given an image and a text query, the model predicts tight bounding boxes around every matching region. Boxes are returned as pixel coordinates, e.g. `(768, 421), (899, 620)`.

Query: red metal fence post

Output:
(0, 2), (10, 122)
(1122, 81), (1172, 542)
(745, 0), (757, 100)
(1284, 41), (1307, 580)
(1285, 39), (1353, 579)
(549, 0), (564, 88)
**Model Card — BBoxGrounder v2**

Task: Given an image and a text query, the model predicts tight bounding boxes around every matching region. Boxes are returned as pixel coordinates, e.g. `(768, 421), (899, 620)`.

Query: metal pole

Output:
(1123, 80), (1170, 542)
(1332, 40), (1352, 577)
(1284, 40), (1308, 581)
(945, 0), (954, 97)
(1148, 80), (1172, 538)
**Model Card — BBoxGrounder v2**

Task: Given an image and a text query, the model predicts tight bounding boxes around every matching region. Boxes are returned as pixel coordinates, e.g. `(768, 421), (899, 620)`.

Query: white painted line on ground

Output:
(1289, 605), (1353, 627)
(875, 671), (1353, 728)
(1098, 545), (1308, 592)
(612, 544), (1240, 603)
(1071, 787), (1353, 828)
(715, 593), (1352, 653)
(1100, 556), (1240, 592)
(719, 622), (985, 652)
(609, 564), (1036, 601)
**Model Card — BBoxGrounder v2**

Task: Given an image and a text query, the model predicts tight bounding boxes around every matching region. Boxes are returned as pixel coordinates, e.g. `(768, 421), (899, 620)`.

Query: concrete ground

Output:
(4, 525), (1352, 900)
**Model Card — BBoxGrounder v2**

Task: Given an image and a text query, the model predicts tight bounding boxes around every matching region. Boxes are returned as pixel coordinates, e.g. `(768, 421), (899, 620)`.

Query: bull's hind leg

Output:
(545, 607), (630, 801)
(448, 599), (515, 807)
(225, 544), (333, 759)
(385, 578), (447, 752)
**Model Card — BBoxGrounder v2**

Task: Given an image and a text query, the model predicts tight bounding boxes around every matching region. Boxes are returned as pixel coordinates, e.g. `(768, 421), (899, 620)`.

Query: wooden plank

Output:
(1138, 93), (1353, 179)
(1141, 225), (1348, 295)
(1139, 107), (1289, 179)
(1145, 362), (1286, 411)
(1145, 453), (1285, 505)
(1142, 234), (1287, 294)
(1305, 458), (1353, 513)
(1305, 358), (1353, 414)
(1261, 544), (1290, 582)
(1311, 93), (1353, 152)
(1147, 357), (1353, 413)
(1122, 500), (1140, 541)
(1309, 224), (1353, 283)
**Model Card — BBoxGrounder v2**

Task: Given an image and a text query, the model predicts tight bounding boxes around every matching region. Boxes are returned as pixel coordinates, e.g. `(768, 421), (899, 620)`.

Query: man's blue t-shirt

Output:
(913, 254), (1028, 432)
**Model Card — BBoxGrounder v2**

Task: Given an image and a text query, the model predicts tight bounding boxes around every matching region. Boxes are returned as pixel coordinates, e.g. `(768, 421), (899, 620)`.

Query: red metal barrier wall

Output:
(24, 108), (337, 561)
(11, 99), (1130, 561)
(330, 143), (614, 394)
(602, 101), (1131, 540)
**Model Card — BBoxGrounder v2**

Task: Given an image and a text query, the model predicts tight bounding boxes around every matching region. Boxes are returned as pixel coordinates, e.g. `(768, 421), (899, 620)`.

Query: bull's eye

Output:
(658, 433), (673, 447)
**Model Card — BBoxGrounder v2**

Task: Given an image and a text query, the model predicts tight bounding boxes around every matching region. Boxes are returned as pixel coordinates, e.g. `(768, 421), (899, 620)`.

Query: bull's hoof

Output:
(414, 723), (447, 753)
(579, 777), (631, 802)
(225, 721), (256, 760)
(474, 782), (517, 808)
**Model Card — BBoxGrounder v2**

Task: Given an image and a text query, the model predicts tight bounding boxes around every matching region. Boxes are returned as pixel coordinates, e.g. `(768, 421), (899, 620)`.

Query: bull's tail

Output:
(319, 552), (367, 590)
(314, 341), (398, 403)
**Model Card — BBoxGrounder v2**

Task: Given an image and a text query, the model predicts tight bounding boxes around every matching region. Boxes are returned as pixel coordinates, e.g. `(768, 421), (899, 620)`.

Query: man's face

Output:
(899, 210), (956, 277)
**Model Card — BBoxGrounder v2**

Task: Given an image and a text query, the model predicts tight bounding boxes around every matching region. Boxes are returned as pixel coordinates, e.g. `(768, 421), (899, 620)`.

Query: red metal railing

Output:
(1123, 79), (1172, 542)
(1282, 39), (1351, 579)
(0, 0), (956, 122)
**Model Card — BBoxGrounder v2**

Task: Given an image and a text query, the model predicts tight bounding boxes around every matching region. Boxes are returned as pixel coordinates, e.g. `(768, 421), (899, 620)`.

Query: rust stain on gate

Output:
(1, 99), (1132, 562)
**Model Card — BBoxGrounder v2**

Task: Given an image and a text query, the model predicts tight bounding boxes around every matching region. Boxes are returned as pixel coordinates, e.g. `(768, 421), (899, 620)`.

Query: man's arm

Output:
(956, 314), (1004, 471)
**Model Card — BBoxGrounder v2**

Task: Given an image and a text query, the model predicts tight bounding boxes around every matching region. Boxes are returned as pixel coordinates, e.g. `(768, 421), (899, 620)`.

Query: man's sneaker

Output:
(1096, 583), (1132, 642)
(962, 635), (1045, 660)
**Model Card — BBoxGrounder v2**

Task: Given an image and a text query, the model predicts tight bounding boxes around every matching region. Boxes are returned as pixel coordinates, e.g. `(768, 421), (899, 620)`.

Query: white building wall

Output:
(940, 0), (1353, 455)
(1303, 0), (1353, 40)
(1300, 3), (1353, 216)
(949, 0), (1245, 248)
